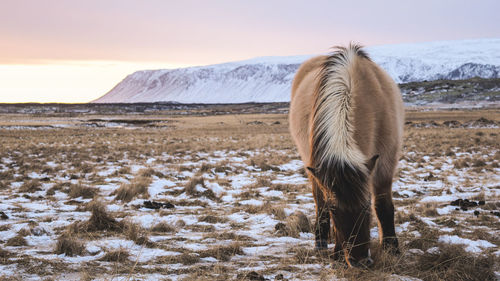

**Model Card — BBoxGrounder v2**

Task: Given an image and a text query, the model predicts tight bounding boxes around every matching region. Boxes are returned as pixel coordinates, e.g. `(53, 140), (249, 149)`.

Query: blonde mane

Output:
(310, 44), (368, 170)
(309, 44), (371, 204)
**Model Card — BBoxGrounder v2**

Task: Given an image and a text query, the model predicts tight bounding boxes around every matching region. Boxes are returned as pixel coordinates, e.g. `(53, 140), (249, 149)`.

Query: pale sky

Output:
(1, 0), (499, 103)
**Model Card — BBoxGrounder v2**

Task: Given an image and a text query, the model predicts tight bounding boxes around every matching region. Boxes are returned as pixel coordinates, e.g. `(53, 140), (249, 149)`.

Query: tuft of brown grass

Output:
(248, 157), (280, 172)
(0, 247), (11, 259)
(138, 167), (163, 178)
(275, 211), (311, 238)
(183, 177), (219, 201)
(413, 244), (496, 281)
(6, 234), (27, 246)
(203, 231), (256, 242)
(199, 243), (243, 262)
(151, 222), (176, 233)
(19, 179), (42, 193)
(199, 215), (228, 224)
(0, 224), (10, 231)
(123, 221), (154, 247)
(453, 158), (470, 169)
(72, 200), (123, 233)
(421, 202), (439, 217)
(185, 224), (216, 232)
(114, 176), (152, 202)
(405, 214), (439, 251)
(253, 176), (272, 188)
(55, 233), (85, 256)
(157, 253), (200, 265)
(46, 182), (69, 196)
(17, 228), (31, 236)
(184, 177), (205, 196)
(68, 184), (97, 199)
(99, 248), (130, 262)
(292, 246), (318, 264)
(472, 158), (486, 167)
(116, 166), (131, 175)
(268, 204), (287, 220)
(320, 239), (498, 281)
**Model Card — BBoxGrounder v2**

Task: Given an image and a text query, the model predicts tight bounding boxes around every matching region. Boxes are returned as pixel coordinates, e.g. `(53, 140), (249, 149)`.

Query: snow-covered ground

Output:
(0, 113), (499, 280)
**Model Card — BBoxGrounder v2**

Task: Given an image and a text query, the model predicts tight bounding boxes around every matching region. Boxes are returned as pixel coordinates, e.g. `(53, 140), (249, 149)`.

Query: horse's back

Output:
(289, 55), (326, 165)
(351, 58), (404, 180)
(289, 52), (404, 179)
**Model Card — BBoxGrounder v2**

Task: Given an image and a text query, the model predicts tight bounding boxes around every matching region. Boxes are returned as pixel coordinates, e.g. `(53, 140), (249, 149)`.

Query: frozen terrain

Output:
(0, 111), (499, 280)
(93, 38), (500, 103)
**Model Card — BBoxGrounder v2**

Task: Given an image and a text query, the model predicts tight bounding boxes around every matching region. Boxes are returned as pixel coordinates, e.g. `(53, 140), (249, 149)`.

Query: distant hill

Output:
(399, 78), (500, 105)
(93, 39), (500, 104)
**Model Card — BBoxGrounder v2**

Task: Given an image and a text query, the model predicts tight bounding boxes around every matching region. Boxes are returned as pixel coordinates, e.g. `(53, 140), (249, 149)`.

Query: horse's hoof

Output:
(348, 256), (374, 268)
(383, 239), (400, 255)
(332, 250), (343, 261)
(388, 247), (401, 255)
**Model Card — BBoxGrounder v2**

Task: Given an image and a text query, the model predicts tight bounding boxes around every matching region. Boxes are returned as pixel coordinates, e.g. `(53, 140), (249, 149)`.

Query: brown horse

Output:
(289, 44), (404, 267)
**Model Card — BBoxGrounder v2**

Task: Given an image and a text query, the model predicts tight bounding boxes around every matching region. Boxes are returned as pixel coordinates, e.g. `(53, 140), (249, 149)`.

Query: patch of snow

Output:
(279, 160), (303, 171)
(260, 189), (284, 197)
(438, 235), (496, 253)
(182, 243), (208, 251)
(239, 199), (264, 206)
(271, 174), (308, 185)
(436, 206), (455, 215)
(200, 256), (218, 263)
(205, 182), (225, 197)
(149, 179), (176, 197)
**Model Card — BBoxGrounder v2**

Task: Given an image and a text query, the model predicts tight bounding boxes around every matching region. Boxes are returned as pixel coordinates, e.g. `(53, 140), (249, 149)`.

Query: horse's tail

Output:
(309, 44), (370, 208)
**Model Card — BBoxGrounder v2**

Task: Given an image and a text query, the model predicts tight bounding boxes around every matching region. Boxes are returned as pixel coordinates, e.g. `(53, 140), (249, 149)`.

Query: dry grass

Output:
(55, 233), (85, 256)
(412, 244), (496, 281)
(0, 247), (10, 259)
(113, 176), (152, 202)
(68, 184), (97, 199)
(275, 211), (311, 238)
(157, 253), (201, 265)
(5, 234), (27, 247)
(151, 222), (176, 233)
(0, 224), (10, 231)
(199, 243), (243, 262)
(71, 200), (123, 233)
(0, 109), (498, 280)
(268, 204), (287, 220)
(199, 215), (228, 224)
(123, 221), (154, 247)
(184, 176), (218, 201)
(315, 241), (498, 281)
(420, 202), (440, 217)
(100, 248), (130, 262)
(19, 179), (41, 193)
(184, 176), (204, 196)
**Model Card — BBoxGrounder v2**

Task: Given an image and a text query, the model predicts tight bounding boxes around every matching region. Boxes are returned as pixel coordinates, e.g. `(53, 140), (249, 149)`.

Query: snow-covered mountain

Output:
(93, 39), (500, 103)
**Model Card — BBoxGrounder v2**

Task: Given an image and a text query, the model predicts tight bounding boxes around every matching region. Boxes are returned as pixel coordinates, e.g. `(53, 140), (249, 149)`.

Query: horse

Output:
(289, 44), (404, 267)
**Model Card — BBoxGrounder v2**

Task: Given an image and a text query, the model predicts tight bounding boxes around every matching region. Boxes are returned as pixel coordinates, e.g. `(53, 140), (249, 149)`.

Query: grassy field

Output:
(0, 108), (499, 280)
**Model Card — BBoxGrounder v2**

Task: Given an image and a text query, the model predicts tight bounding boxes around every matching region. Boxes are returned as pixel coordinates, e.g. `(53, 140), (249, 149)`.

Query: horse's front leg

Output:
(373, 176), (399, 253)
(330, 211), (344, 261)
(312, 181), (330, 250)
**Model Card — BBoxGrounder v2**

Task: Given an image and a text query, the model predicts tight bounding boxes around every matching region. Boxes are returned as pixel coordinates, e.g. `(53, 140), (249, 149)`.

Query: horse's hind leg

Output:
(312, 181), (330, 250)
(372, 174), (399, 253)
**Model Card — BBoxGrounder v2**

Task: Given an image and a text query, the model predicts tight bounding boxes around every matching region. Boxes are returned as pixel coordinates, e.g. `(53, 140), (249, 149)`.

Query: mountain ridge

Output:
(93, 38), (500, 104)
